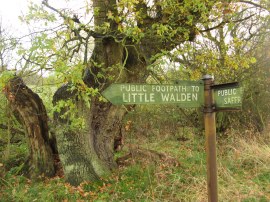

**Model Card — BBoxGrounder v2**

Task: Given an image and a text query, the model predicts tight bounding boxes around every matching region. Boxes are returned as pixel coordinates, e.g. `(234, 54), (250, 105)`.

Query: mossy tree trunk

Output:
(52, 42), (147, 186)
(4, 77), (56, 178)
(50, 0), (152, 185)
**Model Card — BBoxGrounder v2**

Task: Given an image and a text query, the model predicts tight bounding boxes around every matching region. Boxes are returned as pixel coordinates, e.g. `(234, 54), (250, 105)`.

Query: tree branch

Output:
(239, 0), (269, 11)
(42, 0), (67, 20)
(42, 0), (110, 39)
(200, 13), (256, 33)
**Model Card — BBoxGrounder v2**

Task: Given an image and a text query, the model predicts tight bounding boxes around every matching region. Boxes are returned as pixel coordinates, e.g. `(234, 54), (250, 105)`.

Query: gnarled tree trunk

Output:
(52, 40), (147, 185)
(49, 0), (152, 185)
(53, 90), (127, 185)
(4, 77), (56, 178)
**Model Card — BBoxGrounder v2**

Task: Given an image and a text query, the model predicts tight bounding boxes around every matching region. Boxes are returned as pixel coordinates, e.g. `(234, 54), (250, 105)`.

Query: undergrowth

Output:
(1, 128), (269, 201)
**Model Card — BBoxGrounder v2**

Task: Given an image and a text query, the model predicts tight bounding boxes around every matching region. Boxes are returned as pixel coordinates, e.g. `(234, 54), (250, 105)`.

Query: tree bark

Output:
(3, 77), (56, 178)
(50, 0), (151, 185)
(53, 84), (128, 185)
(52, 39), (147, 185)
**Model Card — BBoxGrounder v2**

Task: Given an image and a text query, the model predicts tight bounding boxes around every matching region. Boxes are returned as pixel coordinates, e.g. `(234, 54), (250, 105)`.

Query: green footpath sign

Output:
(214, 86), (243, 109)
(102, 81), (204, 107)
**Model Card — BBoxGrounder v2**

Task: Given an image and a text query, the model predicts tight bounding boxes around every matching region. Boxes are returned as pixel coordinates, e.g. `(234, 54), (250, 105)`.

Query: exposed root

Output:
(54, 154), (64, 178)
(116, 145), (181, 167)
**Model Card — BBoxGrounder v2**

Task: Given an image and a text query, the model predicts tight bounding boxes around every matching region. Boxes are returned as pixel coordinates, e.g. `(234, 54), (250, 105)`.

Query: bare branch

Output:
(42, 0), (67, 21)
(200, 14), (256, 33)
(239, 0), (269, 11)
(41, 0), (114, 40)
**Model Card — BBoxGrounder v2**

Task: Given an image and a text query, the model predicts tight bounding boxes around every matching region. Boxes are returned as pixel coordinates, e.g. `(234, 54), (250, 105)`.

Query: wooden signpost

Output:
(102, 75), (243, 202)
(203, 75), (218, 202)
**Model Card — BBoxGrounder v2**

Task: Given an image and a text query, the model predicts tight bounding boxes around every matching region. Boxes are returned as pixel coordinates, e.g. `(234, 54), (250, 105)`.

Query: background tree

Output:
(0, 19), (23, 167)
(0, 19), (16, 72)
(160, 1), (270, 131)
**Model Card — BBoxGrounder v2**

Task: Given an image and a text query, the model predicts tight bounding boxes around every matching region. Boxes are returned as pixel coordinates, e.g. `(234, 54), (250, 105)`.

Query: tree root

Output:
(116, 145), (181, 167)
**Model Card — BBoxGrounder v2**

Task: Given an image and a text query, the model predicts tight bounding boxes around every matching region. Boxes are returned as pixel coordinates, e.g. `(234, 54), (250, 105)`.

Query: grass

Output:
(0, 129), (269, 201)
(217, 134), (270, 201)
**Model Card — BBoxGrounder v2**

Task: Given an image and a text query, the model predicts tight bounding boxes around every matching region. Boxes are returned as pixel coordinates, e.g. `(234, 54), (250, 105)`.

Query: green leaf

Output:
(0, 71), (15, 90)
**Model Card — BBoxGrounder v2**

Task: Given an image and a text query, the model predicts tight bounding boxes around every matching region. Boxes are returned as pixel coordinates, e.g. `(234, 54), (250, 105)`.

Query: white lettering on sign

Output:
(216, 88), (242, 106)
(121, 84), (147, 92)
(192, 86), (200, 92)
(123, 93), (155, 103)
(119, 84), (202, 104)
(224, 97), (241, 104)
(151, 85), (187, 92)
(161, 93), (198, 102)
(217, 89), (237, 96)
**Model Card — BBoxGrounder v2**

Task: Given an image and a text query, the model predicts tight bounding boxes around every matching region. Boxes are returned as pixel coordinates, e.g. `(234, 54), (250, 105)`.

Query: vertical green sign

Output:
(214, 87), (243, 109)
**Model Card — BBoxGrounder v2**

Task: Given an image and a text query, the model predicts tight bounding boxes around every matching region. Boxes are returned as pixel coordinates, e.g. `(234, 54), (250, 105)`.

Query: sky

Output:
(0, 0), (88, 70)
(0, 0), (29, 34)
(0, 0), (85, 36)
